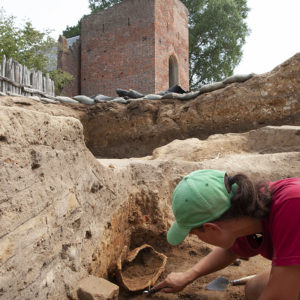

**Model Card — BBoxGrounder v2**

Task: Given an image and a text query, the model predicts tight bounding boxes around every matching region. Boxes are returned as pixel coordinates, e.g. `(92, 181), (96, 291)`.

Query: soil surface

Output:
(117, 234), (269, 300)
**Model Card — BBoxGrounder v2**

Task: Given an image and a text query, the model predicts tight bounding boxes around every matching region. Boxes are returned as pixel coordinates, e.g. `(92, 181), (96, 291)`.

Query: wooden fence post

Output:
(1, 55), (7, 93)
(0, 56), (55, 98)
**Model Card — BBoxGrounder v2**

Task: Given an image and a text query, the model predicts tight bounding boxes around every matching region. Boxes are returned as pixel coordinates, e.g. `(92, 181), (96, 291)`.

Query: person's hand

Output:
(153, 271), (192, 293)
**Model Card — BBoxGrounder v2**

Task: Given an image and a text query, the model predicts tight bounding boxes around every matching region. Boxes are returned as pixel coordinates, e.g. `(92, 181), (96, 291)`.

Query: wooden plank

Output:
(25, 67), (30, 96)
(39, 71), (43, 93)
(51, 80), (54, 96)
(1, 55), (6, 93)
(11, 60), (16, 94)
(0, 75), (21, 86)
(45, 73), (50, 95)
(0, 59), (2, 93)
(43, 76), (46, 94)
(31, 72), (34, 91)
(6, 58), (12, 93)
(18, 62), (23, 94)
(23, 86), (47, 97)
(13, 60), (19, 94)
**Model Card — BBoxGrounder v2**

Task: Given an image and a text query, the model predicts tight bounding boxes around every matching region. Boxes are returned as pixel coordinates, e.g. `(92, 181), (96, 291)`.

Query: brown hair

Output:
(218, 173), (273, 221)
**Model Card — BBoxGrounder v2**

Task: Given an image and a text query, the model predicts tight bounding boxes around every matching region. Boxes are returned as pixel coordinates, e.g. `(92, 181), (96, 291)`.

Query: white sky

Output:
(1, 0), (299, 75)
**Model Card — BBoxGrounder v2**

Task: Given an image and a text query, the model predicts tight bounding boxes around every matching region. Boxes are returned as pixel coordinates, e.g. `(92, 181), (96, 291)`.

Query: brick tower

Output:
(58, 0), (189, 97)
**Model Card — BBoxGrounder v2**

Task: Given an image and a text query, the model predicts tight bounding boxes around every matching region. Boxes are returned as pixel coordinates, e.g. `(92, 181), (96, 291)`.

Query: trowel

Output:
(205, 276), (229, 291)
(142, 274), (256, 295)
(143, 287), (156, 295)
(205, 275), (256, 291)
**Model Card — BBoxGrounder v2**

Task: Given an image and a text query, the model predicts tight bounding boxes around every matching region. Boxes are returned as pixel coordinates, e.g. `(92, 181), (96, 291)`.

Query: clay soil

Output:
(116, 232), (270, 300)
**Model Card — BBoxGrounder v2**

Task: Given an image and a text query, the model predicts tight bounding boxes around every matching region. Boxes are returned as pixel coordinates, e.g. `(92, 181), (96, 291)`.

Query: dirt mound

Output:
(147, 125), (300, 161)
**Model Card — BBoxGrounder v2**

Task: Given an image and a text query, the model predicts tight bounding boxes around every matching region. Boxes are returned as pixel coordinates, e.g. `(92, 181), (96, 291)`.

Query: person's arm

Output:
(154, 247), (238, 293)
(259, 265), (300, 300)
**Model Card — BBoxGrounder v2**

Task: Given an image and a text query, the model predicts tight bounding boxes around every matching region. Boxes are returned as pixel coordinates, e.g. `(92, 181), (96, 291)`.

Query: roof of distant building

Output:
(67, 35), (80, 48)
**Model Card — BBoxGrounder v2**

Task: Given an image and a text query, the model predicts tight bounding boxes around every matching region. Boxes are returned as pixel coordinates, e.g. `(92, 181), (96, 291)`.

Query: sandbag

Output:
(177, 91), (201, 101)
(116, 88), (129, 97)
(41, 97), (57, 103)
(167, 84), (187, 94)
(94, 94), (114, 102)
(128, 89), (144, 99)
(110, 97), (129, 104)
(56, 96), (79, 104)
(223, 73), (255, 84)
(161, 92), (181, 99)
(73, 95), (95, 105)
(199, 82), (225, 94)
(143, 94), (163, 100)
(117, 244), (167, 292)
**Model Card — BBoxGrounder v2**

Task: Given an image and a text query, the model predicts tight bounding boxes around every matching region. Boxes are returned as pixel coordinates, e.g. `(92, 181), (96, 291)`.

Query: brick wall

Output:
(81, 0), (156, 97)
(154, 0), (189, 92)
(59, 0), (189, 97)
(57, 36), (81, 96)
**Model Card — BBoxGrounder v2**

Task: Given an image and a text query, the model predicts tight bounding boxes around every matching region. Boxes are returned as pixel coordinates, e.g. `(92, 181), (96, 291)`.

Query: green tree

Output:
(181, 0), (250, 88)
(0, 9), (73, 94)
(62, 18), (83, 38)
(49, 69), (74, 95)
(62, 0), (121, 37)
(0, 9), (56, 71)
(88, 0), (121, 12)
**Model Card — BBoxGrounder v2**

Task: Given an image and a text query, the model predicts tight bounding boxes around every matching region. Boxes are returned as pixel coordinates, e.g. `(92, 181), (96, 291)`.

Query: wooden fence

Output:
(0, 55), (55, 98)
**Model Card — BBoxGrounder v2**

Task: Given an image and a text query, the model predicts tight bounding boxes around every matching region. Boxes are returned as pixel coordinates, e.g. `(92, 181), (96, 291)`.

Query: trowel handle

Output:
(231, 275), (256, 286)
(148, 287), (156, 294)
(143, 287), (156, 295)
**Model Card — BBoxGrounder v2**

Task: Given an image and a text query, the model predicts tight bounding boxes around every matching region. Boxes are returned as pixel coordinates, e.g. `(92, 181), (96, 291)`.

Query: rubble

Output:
(77, 276), (119, 300)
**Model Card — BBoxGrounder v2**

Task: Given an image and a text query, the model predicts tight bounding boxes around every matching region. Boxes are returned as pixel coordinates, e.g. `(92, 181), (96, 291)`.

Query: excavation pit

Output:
(116, 244), (167, 292)
(88, 193), (272, 300)
(105, 226), (270, 300)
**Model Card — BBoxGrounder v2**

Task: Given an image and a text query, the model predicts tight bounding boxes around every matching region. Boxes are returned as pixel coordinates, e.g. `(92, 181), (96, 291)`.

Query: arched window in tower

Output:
(169, 55), (178, 88)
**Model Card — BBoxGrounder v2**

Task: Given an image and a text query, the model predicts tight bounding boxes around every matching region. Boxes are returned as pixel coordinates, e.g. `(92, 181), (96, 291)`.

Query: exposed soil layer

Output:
(79, 53), (300, 158)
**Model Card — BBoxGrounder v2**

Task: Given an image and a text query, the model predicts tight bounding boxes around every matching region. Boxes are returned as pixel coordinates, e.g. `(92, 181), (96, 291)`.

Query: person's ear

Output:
(203, 222), (222, 233)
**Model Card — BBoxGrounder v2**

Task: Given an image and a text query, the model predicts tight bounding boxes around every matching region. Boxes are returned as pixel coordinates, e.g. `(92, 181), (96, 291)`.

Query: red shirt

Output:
(231, 178), (300, 266)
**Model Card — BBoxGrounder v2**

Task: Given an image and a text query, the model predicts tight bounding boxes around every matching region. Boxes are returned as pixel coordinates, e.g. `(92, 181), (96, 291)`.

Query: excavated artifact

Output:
(116, 244), (167, 292)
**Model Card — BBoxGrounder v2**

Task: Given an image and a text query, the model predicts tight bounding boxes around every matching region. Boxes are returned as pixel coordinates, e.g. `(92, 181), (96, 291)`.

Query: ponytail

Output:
(219, 173), (272, 220)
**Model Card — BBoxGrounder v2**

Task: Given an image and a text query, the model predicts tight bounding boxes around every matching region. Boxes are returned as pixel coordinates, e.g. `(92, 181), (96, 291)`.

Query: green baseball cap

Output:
(167, 169), (237, 245)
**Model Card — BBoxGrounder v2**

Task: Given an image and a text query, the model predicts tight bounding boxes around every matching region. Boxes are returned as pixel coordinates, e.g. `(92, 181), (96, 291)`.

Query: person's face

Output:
(189, 223), (236, 249)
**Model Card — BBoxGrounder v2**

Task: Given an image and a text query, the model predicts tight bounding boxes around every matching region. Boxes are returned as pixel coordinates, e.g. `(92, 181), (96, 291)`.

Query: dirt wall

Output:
(81, 53), (300, 158)
(0, 102), (182, 299)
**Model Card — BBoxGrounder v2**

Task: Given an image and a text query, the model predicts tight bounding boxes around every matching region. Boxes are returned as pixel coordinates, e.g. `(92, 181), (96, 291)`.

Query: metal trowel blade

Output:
(205, 276), (229, 291)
